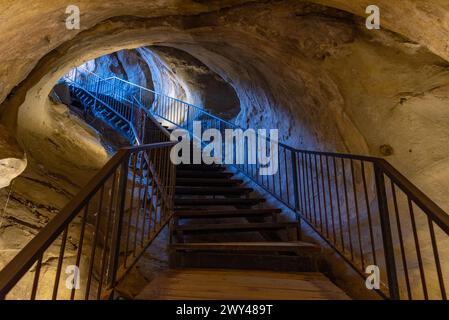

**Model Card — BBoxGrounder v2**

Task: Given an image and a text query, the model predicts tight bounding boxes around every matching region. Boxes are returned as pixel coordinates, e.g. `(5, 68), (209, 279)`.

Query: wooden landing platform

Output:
(135, 269), (350, 300)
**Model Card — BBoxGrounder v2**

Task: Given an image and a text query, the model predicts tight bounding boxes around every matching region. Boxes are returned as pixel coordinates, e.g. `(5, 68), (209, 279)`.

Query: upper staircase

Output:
(170, 162), (319, 272)
(136, 269), (349, 300)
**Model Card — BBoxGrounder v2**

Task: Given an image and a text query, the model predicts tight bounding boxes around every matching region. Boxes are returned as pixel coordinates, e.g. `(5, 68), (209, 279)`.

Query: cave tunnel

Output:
(0, 0), (449, 302)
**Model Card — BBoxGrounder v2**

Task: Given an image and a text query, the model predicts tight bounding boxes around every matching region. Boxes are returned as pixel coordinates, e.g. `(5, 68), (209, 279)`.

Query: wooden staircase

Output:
(137, 161), (350, 300)
(169, 162), (321, 272)
(66, 93), (342, 298)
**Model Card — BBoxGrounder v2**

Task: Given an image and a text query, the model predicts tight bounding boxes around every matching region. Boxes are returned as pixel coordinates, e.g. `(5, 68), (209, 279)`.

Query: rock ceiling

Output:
(1, 0), (449, 208)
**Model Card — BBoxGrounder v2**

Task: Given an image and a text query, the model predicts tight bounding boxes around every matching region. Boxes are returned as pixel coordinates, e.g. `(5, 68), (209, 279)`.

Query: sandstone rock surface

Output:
(0, 0), (449, 300)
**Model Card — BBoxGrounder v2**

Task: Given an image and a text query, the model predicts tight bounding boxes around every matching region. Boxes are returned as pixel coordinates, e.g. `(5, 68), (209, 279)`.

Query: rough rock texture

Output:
(18, 98), (110, 188)
(81, 46), (240, 120)
(0, 103), (114, 296)
(0, 0), (449, 299)
(0, 125), (26, 189)
(0, 101), (132, 299)
(1, 0), (448, 110)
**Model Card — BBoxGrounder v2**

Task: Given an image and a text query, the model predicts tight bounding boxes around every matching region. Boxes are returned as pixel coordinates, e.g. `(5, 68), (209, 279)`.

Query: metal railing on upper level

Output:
(1, 66), (449, 300)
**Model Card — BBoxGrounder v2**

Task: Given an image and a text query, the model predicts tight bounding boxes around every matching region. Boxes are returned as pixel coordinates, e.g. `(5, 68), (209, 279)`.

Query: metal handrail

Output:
(2, 66), (448, 300)
(77, 69), (449, 300)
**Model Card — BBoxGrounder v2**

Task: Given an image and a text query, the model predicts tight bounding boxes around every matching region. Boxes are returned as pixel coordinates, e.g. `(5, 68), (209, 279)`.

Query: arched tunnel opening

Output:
(0, 0), (449, 301)
(45, 45), (242, 188)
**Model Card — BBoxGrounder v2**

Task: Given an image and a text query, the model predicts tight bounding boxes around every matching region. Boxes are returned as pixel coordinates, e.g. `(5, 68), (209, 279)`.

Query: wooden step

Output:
(174, 208), (281, 219)
(176, 170), (234, 178)
(175, 186), (253, 195)
(174, 198), (265, 207)
(170, 241), (319, 255)
(169, 252), (320, 272)
(176, 178), (243, 186)
(173, 222), (297, 234)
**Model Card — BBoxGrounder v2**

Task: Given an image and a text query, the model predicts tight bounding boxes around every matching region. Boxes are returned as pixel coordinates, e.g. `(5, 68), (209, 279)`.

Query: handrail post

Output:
(107, 155), (130, 296)
(291, 151), (302, 240)
(374, 163), (400, 300)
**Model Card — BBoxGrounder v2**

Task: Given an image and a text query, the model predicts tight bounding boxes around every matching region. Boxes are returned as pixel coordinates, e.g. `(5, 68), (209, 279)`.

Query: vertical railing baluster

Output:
(71, 205), (89, 300)
(333, 157), (345, 252)
(148, 151), (158, 237)
(326, 156), (336, 243)
(304, 153), (312, 222)
(85, 186), (105, 300)
(277, 147), (283, 200)
(314, 154), (323, 232)
(374, 163), (400, 300)
(97, 171), (117, 299)
(140, 155), (151, 247)
(133, 152), (145, 256)
(341, 158), (353, 260)
(408, 198), (428, 299)
(284, 149), (290, 205)
(309, 154), (317, 226)
(319, 155), (329, 238)
(362, 161), (377, 267)
(41, 68), (449, 303)
(124, 153), (138, 267)
(350, 160), (364, 268)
